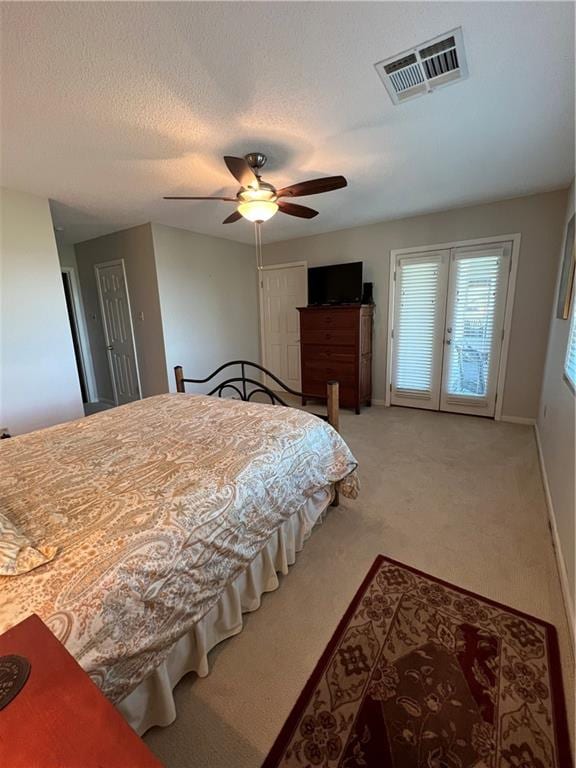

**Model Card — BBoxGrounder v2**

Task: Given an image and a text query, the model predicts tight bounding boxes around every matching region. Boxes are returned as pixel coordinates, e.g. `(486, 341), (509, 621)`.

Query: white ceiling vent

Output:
(375, 28), (468, 105)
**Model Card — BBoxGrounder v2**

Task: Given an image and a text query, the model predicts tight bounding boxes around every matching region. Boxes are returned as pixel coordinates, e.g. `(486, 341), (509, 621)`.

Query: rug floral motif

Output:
(263, 556), (572, 768)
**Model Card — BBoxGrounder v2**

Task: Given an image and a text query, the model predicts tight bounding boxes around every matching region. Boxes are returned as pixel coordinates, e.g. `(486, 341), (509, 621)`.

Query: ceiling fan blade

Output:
(163, 196), (237, 201)
(223, 156), (258, 189)
(278, 201), (319, 219)
(223, 210), (242, 224)
(277, 175), (347, 198)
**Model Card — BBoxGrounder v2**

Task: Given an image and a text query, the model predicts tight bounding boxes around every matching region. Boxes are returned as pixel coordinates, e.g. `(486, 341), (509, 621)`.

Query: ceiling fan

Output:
(164, 152), (347, 224)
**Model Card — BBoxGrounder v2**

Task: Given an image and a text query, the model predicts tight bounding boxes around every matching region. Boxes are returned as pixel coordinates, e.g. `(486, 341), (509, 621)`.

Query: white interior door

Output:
(389, 242), (512, 418)
(260, 263), (307, 390)
(440, 244), (511, 416)
(390, 251), (449, 410)
(95, 261), (141, 405)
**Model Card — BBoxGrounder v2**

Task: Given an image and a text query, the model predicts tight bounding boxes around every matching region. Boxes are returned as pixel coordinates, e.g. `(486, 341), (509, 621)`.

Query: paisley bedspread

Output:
(0, 394), (358, 702)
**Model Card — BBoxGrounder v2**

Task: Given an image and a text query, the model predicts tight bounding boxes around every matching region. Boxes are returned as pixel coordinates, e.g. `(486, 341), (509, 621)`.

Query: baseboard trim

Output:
(501, 415), (536, 425)
(534, 424), (575, 654)
(370, 407), (536, 422)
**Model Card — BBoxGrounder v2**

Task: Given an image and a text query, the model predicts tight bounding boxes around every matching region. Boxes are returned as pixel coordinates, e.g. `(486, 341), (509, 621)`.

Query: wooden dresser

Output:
(298, 305), (374, 414)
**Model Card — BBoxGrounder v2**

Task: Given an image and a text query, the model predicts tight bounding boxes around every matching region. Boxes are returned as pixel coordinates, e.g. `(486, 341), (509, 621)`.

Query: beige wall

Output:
(56, 239), (77, 269)
(264, 189), (568, 419)
(538, 180), (575, 614)
(0, 187), (83, 434)
(75, 224), (168, 400)
(151, 224), (259, 392)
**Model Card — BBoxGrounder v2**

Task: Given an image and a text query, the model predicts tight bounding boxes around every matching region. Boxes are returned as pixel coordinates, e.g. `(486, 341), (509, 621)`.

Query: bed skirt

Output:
(116, 486), (334, 735)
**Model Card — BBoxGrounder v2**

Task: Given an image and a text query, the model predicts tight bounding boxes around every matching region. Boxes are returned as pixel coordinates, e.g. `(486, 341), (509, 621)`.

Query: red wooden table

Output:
(0, 614), (164, 767)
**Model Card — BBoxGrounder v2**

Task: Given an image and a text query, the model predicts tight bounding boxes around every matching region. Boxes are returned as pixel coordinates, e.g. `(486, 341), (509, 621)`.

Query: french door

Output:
(390, 242), (512, 417)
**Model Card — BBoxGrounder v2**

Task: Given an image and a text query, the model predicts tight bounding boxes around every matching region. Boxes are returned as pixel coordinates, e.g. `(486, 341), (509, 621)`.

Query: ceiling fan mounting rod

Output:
(244, 151), (267, 177)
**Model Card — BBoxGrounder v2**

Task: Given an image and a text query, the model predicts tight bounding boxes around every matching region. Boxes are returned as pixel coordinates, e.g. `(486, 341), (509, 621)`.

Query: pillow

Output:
(0, 512), (58, 576)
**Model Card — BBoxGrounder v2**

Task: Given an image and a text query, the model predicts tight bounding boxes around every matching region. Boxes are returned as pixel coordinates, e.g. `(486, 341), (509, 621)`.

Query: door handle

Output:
(106, 345), (114, 351)
(445, 339), (451, 345)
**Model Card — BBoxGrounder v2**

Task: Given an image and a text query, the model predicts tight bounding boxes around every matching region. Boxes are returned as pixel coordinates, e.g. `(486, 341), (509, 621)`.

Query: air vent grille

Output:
(419, 36), (456, 59)
(421, 36), (459, 80)
(387, 60), (424, 93)
(375, 28), (468, 105)
(384, 53), (418, 74)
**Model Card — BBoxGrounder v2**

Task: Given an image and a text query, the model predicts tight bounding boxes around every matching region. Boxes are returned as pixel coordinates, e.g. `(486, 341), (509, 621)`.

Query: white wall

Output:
(0, 187), (83, 434)
(75, 224), (169, 400)
(537, 180), (575, 618)
(151, 223), (259, 393)
(264, 189), (568, 420)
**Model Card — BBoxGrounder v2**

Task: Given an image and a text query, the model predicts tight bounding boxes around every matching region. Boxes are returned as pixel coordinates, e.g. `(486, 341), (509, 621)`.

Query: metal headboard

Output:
(174, 360), (339, 432)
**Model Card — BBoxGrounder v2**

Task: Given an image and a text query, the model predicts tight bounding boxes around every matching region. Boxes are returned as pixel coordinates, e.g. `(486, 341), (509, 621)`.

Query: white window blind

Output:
(565, 299), (576, 389)
(395, 259), (441, 393)
(445, 254), (502, 398)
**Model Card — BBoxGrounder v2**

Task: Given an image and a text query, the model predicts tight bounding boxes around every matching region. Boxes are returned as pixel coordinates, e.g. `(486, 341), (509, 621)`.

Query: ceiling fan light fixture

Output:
(237, 200), (278, 223)
(238, 186), (276, 202)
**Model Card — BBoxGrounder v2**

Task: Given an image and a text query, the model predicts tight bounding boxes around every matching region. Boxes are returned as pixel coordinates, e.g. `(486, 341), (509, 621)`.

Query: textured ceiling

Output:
(1, 2), (574, 245)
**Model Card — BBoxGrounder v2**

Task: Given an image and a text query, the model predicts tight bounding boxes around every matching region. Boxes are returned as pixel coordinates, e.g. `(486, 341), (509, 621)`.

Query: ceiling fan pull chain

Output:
(258, 222), (263, 271)
(254, 221), (263, 272)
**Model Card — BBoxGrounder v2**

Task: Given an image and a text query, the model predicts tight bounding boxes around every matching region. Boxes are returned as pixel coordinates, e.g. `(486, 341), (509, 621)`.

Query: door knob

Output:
(446, 339), (451, 345)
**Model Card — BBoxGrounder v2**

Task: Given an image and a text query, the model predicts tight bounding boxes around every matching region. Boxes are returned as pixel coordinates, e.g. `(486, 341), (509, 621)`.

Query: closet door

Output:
(390, 251), (449, 410)
(440, 244), (511, 416)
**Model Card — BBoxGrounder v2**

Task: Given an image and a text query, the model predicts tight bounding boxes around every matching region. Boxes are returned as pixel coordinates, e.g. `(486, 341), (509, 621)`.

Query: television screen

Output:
(308, 262), (363, 305)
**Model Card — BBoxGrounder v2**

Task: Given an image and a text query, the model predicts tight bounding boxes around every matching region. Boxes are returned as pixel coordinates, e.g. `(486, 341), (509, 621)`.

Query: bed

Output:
(0, 363), (358, 734)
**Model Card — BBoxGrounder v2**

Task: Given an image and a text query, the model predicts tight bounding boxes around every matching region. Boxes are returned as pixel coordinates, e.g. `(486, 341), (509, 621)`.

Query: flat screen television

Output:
(308, 262), (363, 305)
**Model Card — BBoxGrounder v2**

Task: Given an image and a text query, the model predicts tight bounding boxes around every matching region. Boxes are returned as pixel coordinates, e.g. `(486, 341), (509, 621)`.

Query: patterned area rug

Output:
(263, 556), (572, 768)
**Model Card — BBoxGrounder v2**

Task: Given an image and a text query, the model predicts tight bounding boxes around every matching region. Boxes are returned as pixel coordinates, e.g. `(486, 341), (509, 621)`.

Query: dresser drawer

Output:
(300, 328), (356, 346)
(302, 359), (356, 385)
(338, 386), (359, 408)
(301, 380), (357, 407)
(306, 347), (356, 364)
(300, 309), (359, 331)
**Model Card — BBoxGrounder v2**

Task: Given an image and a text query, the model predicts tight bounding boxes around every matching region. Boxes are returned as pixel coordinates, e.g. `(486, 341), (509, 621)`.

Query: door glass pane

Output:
(445, 254), (502, 397)
(395, 259), (442, 393)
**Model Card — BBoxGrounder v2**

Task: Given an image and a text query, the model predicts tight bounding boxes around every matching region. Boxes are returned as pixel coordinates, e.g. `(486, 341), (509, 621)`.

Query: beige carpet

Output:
(144, 405), (575, 767)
